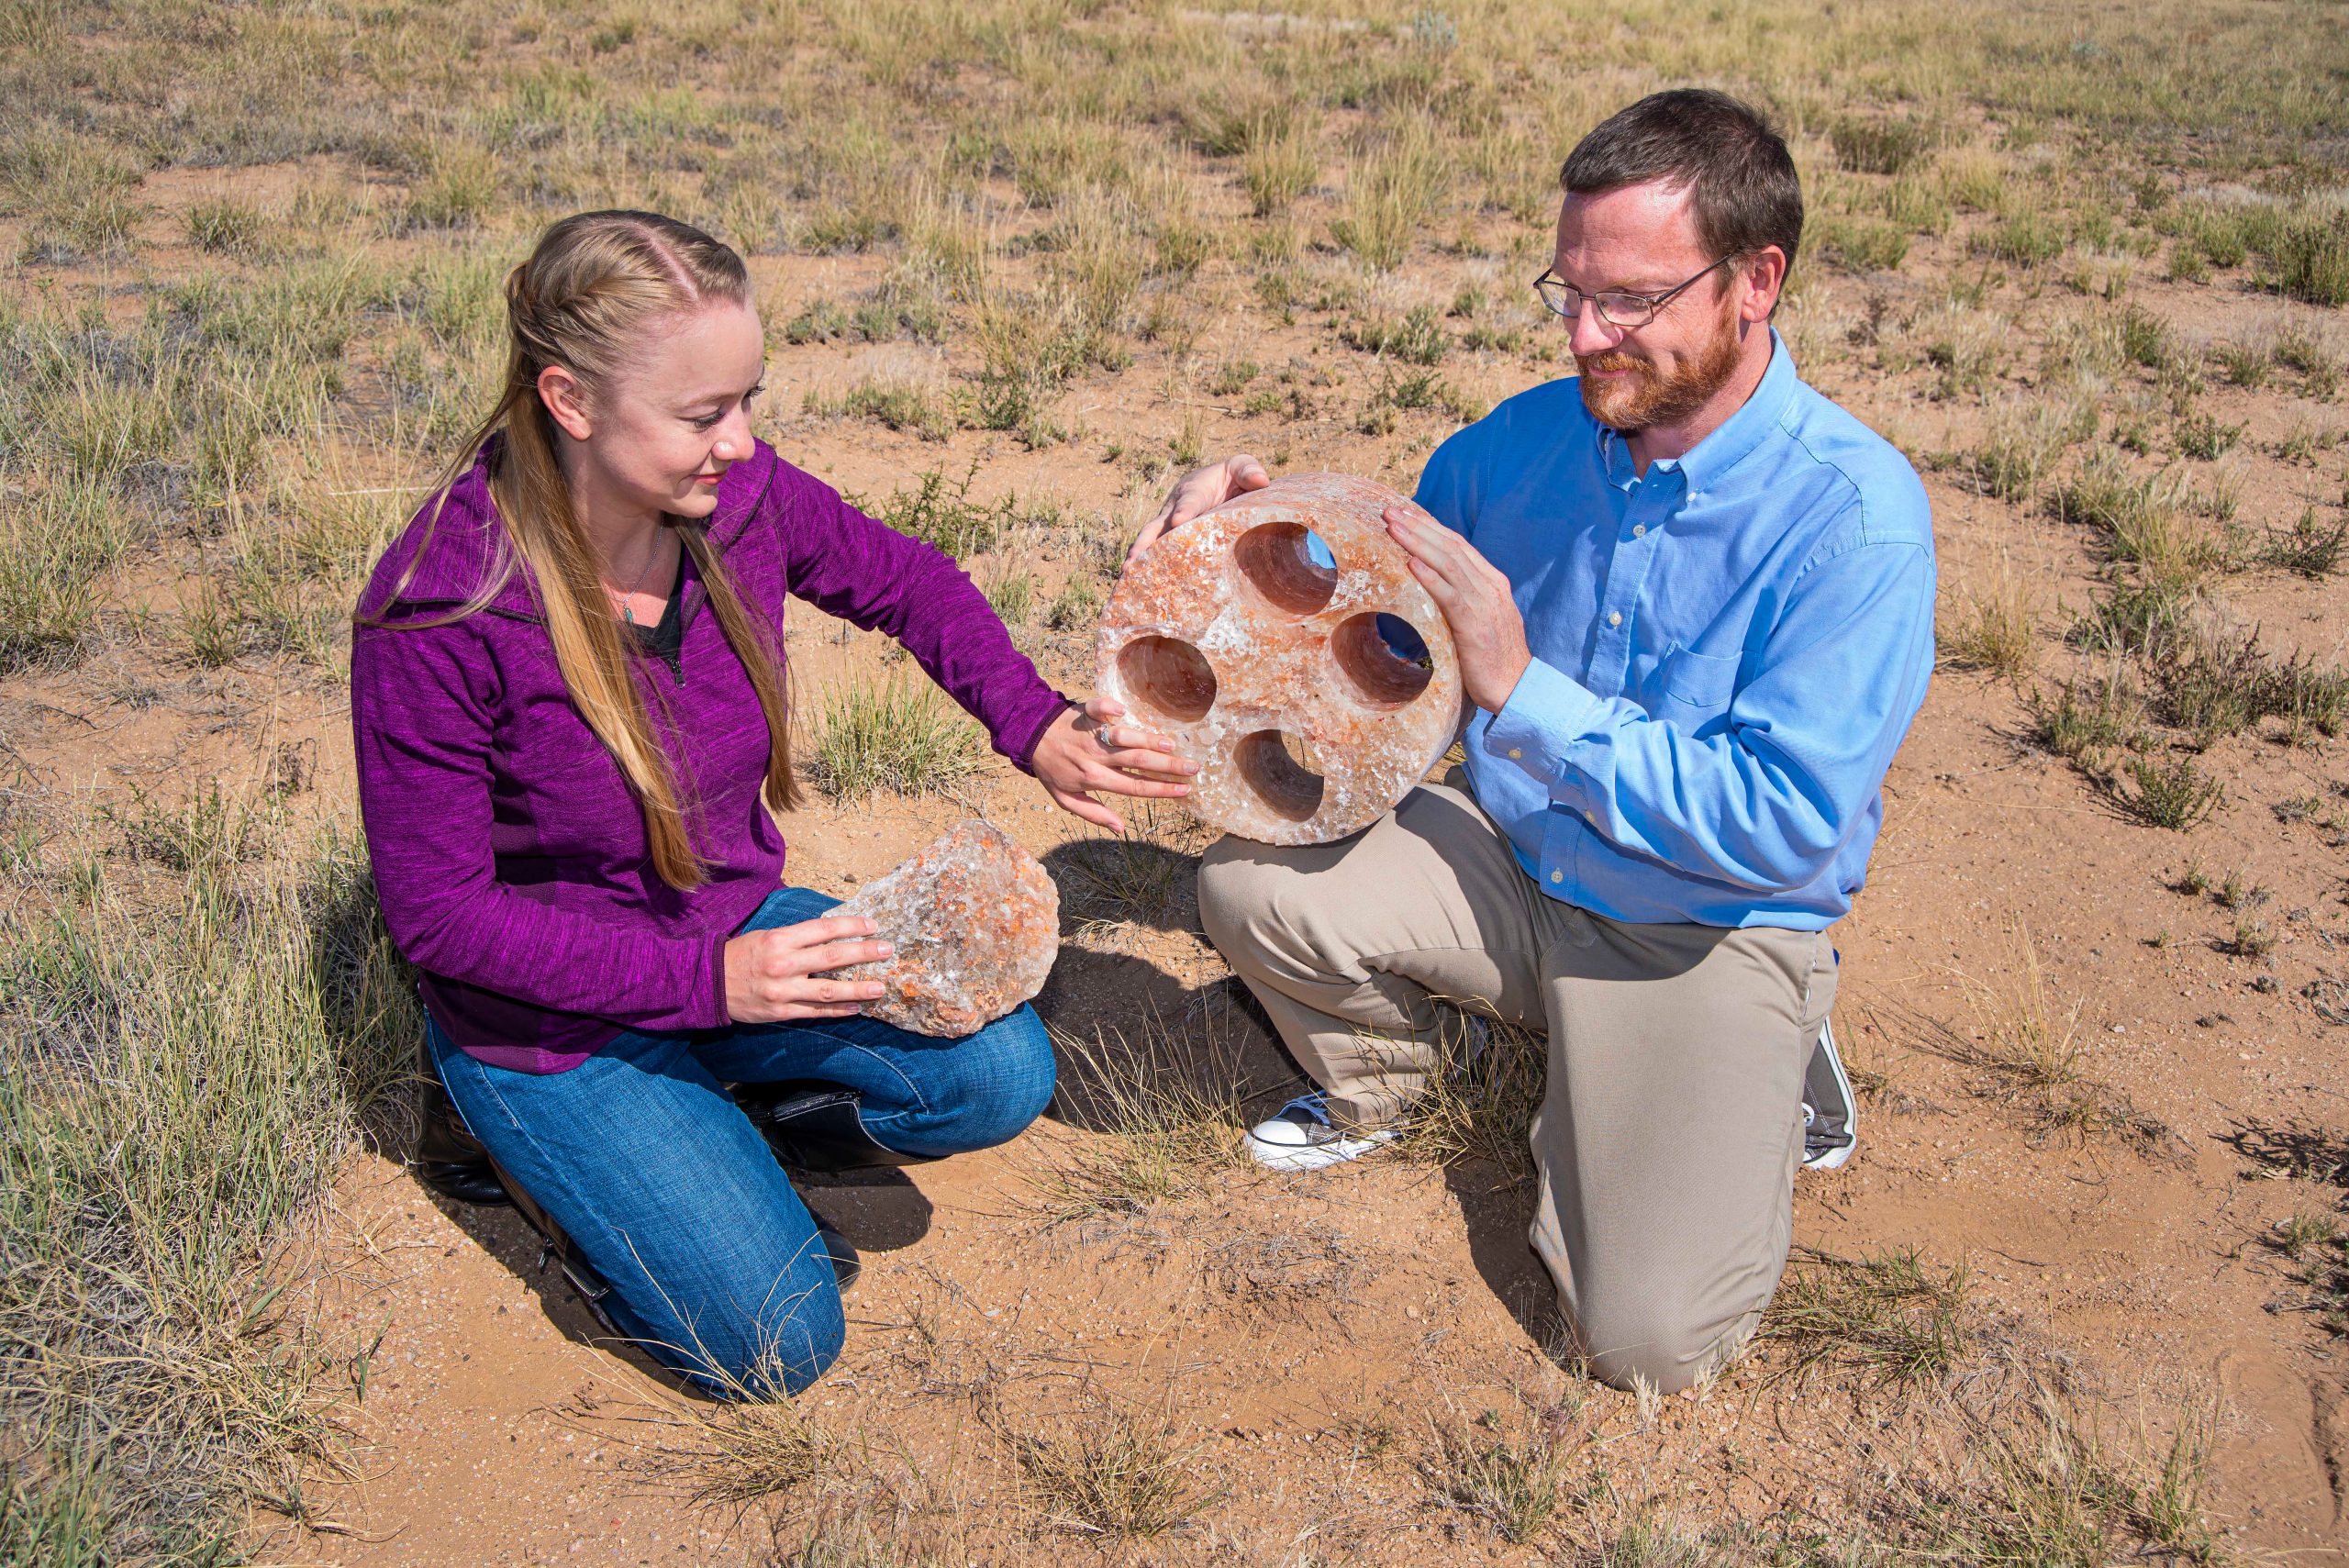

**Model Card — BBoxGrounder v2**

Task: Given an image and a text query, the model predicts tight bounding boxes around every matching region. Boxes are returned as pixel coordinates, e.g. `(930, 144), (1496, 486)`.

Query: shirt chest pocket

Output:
(1657, 644), (1742, 710)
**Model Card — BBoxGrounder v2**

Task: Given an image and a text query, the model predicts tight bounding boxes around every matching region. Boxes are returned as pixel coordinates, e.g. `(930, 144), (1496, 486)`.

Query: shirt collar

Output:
(1592, 328), (1798, 495)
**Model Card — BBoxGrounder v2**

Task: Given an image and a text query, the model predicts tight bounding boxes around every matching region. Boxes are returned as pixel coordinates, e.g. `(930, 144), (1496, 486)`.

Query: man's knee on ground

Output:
(1573, 1297), (1753, 1396)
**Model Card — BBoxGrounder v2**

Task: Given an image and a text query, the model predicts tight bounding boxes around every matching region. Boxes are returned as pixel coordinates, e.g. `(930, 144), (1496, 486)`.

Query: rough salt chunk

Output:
(1095, 473), (1462, 846)
(827, 819), (1060, 1037)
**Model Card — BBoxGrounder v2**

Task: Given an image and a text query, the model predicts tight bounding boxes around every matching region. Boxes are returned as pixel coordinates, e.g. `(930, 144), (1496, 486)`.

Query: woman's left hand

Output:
(1030, 697), (1197, 833)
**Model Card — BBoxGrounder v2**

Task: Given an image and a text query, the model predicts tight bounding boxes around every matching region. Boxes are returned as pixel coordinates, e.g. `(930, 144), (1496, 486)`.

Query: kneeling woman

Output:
(351, 211), (1189, 1397)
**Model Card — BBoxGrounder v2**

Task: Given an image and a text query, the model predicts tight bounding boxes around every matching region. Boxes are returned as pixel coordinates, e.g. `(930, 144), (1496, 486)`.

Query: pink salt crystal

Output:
(1095, 473), (1462, 846)
(827, 819), (1060, 1037)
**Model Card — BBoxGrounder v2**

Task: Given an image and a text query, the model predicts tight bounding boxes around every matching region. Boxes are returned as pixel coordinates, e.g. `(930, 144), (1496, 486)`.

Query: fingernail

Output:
(876, 943), (894, 957)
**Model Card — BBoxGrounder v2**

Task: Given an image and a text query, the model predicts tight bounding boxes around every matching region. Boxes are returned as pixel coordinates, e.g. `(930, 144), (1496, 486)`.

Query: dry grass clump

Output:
(0, 818), (413, 1559)
(1419, 1396), (1587, 1545)
(801, 676), (985, 802)
(1023, 1013), (1254, 1231)
(1863, 1386), (2230, 1565)
(1937, 554), (2038, 677)
(638, 1396), (844, 1510)
(1887, 929), (2180, 1154)
(1397, 1007), (1546, 1184)
(1002, 1401), (1214, 1539)
(1763, 1247), (1973, 1389)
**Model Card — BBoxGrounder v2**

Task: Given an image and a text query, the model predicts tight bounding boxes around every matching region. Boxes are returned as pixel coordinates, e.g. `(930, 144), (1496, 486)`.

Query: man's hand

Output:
(1029, 696), (1197, 833)
(1127, 453), (1271, 567)
(1384, 505), (1532, 715)
(724, 916), (894, 1023)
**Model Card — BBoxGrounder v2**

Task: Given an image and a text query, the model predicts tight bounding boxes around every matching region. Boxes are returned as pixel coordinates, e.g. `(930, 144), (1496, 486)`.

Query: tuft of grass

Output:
(0, 481), (132, 673)
(184, 196), (275, 260)
(401, 141), (498, 230)
(2265, 208), (2349, 307)
(867, 457), (1013, 557)
(810, 372), (956, 442)
(1934, 929), (2177, 1151)
(1419, 1403), (1582, 1544)
(1938, 557), (2037, 677)
(641, 1396), (841, 1509)
(1341, 302), (1447, 364)
(1330, 116), (1447, 272)
(2275, 327), (2343, 397)
(2265, 508), (2346, 579)
(802, 676), (984, 801)
(1879, 1386), (2230, 1565)
(1005, 1405), (1213, 1539)
(2025, 665), (2144, 765)
(1973, 396), (2090, 502)
(2106, 753), (2223, 831)
(1042, 578), (1097, 632)
(1831, 116), (1935, 175)
(1024, 1012), (1253, 1231)
(1243, 123), (1318, 217)
(1817, 213), (1911, 272)
(1764, 1247), (1972, 1389)
(1398, 1009), (1546, 1184)
(1060, 803), (1210, 933)
(1979, 208), (2065, 268)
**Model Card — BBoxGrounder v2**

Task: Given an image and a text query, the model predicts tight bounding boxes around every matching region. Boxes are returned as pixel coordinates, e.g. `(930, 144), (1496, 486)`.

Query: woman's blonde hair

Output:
(373, 210), (797, 889)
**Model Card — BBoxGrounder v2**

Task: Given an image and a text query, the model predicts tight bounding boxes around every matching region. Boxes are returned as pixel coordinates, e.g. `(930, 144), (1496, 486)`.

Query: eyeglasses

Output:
(1532, 255), (1735, 330)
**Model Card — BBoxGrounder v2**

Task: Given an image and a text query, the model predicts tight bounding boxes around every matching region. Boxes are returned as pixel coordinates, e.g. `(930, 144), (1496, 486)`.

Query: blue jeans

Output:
(425, 886), (1055, 1399)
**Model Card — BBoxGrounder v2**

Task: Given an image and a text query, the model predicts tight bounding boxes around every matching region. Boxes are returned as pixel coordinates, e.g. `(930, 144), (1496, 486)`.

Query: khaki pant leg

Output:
(1529, 917), (1837, 1394)
(1196, 783), (1546, 1132)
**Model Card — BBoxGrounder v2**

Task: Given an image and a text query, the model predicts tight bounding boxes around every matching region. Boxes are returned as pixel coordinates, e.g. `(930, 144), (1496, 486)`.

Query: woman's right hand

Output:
(723, 915), (893, 1023)
(1127, 452), (1272, 568)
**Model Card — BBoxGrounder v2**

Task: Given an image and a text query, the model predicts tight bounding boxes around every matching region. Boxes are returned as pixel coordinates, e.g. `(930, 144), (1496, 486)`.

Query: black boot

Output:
(813, 1213), (862, 1295)
(412, 1045), (511, 1207)
(487, 1148), (621, 1333)
(731, 1084), (932, 1174)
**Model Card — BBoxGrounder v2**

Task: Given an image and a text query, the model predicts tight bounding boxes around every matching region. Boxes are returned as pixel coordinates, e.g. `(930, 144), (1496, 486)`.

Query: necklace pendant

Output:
(623, 604), (635, 625)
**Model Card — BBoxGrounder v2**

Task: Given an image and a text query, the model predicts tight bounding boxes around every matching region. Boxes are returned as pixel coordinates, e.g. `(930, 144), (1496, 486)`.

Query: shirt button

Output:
(1507, 747), (1522, 761)
(1632, 524), (1646, 538)
(1608, 610), (1623, 628)
(1549, 870), (1564, 884)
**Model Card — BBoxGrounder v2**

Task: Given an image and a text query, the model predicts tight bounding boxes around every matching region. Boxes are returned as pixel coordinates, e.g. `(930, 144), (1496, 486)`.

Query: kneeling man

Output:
(1138, 90), (1935, 1393)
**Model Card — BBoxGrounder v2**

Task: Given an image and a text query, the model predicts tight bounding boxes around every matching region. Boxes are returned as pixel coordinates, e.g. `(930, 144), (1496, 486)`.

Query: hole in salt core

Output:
(1331, 612), (1433, 709)
(1234, 728), (1325, 822)
(1233, 521), (1339, 617)
(1117, 634), (1219, 723)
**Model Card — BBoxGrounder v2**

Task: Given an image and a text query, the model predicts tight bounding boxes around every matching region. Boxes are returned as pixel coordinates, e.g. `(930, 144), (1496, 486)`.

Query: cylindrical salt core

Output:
(1095, 473), (1463, 846)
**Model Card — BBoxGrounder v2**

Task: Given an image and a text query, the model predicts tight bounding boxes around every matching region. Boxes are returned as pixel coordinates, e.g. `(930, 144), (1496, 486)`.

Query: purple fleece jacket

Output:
(350, 439), (1070, 1073)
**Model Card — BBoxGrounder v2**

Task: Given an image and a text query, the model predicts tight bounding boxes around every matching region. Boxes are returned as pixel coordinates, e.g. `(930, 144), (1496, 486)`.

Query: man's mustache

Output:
(1578, 351), (1651, 376)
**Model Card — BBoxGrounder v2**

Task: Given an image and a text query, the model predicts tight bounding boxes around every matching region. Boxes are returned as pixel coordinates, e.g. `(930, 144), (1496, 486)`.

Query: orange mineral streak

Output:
(1097, 473), (1463, 846)
(825, 819), (1060, 1037)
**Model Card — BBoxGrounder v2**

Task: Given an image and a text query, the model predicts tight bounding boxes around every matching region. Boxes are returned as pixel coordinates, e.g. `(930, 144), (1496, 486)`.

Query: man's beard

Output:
(1576, 311), (1743, 432)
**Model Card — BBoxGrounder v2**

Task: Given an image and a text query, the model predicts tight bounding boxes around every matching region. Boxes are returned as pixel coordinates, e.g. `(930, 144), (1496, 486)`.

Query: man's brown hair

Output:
(1560, 89), (1803, 273)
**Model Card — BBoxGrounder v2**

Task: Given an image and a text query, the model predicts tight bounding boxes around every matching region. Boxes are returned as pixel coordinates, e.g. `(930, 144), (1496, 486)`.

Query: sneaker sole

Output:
(1244, 1129), (1398, 1173)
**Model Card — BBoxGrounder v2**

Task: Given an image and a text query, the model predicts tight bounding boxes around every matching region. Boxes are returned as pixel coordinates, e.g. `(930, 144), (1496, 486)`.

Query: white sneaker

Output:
(1799, 1018), (1858, 1171)
(1244, 1092), (1400, 1173)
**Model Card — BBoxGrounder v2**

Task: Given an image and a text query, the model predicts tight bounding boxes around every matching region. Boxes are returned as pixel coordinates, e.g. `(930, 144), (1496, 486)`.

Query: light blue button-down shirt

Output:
(1412, 334), (1935, 930)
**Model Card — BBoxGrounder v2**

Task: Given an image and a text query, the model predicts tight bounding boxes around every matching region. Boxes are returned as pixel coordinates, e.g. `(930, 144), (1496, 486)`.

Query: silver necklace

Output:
(609, 534), (665, 626)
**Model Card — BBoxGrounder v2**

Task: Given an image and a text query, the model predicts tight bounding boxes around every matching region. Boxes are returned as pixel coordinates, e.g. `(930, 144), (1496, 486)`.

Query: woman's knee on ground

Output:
(626, 1252), (848, 1401)
(886, 1004), (1055, 1157)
